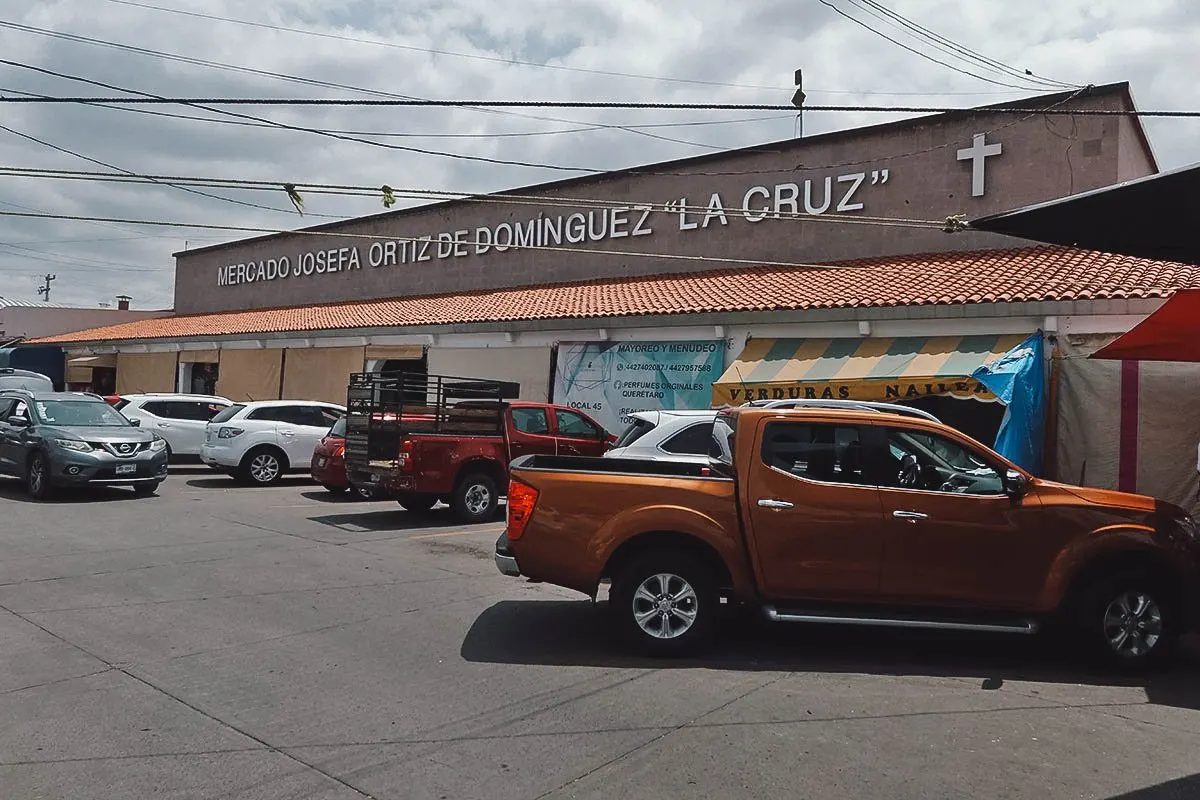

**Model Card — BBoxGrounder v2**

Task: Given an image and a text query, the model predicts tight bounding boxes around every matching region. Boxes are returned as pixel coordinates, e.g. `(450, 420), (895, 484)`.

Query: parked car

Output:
(0, 389), (169, 499)
(200, 400), (345, 486)
(344, 372), (611, 523)
(311, 416), (374, 499)
(605, 410), (717, 464)
(0, 368), (54, 392)
(114, 393), (232, 459)
(496, 401), (1200, 669)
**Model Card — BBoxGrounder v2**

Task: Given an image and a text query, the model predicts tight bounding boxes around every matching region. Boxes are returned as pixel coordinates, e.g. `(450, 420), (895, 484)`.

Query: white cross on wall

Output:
(957, 133), (1003, 197)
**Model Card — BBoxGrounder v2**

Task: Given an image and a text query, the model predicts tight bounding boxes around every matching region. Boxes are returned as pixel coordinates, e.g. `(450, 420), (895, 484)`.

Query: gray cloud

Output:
(0, 0), (1196, 309)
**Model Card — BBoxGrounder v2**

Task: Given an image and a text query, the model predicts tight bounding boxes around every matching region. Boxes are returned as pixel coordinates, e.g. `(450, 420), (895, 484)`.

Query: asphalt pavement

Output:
(1, 468), (1198, 799)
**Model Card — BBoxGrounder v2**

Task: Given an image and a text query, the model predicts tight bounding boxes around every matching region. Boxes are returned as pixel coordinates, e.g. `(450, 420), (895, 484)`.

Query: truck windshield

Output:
(35, 400), (132, 427)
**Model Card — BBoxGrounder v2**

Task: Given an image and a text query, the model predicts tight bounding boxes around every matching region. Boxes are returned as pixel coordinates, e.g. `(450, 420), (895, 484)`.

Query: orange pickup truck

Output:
(495, 403), (1200, 668)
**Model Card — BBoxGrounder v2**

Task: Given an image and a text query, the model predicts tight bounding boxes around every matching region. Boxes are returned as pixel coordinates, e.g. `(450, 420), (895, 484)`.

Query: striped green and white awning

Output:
(712, 335), (1026, 406)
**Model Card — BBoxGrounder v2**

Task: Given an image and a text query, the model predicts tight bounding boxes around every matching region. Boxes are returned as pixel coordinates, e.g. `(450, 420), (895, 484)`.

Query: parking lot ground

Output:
(1, 468), (1198, 799)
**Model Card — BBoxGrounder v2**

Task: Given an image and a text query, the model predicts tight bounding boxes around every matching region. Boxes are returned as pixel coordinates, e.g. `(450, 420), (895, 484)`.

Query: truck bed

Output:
(509, 454), (717, 478)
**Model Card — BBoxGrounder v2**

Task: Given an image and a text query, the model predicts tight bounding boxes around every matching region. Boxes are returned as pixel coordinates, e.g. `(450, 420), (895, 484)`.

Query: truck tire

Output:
(1075, 569), (1178, 670)
(451, 473), (498, 524)
(396, 492), (437, 513)
(610, 549), (717, 658)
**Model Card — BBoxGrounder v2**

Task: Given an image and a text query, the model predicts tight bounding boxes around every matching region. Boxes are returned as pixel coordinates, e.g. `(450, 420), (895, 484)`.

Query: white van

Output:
(0, 369), (54, 392)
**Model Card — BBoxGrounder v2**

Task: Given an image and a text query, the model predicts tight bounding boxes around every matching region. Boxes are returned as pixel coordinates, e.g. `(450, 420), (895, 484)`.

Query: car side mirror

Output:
(7, 416), (28, 428)
(128, 418), (141, 427)
(1004, 469), (1029, 497)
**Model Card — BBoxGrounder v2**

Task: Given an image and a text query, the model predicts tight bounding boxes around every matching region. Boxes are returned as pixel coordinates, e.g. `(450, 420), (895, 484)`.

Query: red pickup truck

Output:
(343, 372), (611, 523)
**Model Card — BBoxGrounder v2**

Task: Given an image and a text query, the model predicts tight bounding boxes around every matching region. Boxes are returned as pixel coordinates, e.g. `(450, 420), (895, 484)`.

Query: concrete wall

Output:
(173, 89), (1153, 316)
(426, 347), (553, 402)
(0, 307), (166, 340)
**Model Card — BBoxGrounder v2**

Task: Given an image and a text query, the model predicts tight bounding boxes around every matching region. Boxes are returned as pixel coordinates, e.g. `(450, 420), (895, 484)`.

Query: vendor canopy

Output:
(971, 162), (1200, 265)
(1092, 288), (1200, 362)
(713, 335), (1025, 406)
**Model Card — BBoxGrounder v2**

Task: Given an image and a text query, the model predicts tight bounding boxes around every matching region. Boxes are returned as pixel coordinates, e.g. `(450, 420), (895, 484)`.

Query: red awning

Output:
(1092, 289), (1200, 361)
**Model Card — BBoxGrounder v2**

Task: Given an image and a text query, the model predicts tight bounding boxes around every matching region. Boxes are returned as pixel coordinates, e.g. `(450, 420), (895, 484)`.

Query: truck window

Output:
(886, 428), (1005, 495)
(555, 409), (601, 439)
(511, 407), (550, 435)
(761, 422), (868, 485)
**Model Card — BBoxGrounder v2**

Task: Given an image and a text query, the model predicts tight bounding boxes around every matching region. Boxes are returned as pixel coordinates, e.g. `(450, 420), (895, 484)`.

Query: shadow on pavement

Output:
(461, 600), (1200, 711)
(1105, 774), (1200, 799)
(298, 489), (387, 504)
(185, 476), (316, 490)
(0, 476), (146, 504)
(308, 505), (483, 533)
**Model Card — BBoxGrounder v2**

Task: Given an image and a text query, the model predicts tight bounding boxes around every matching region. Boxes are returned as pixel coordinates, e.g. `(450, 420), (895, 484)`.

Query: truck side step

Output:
(762, 606), (1039, 635)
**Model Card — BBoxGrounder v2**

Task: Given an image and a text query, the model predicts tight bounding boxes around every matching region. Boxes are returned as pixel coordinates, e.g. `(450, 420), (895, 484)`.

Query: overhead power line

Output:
(0, 19), (730, 150)
(2, 91), (1187, 116)
(849, 0), (1075, 90)
(0, 209), (946, 273)
(815, 0), (1074, 92)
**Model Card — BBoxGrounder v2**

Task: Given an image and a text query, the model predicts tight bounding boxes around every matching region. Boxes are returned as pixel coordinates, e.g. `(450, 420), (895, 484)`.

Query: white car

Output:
(114, 394), (232, 459)
(604, 410), (717, 465)
(201, 400), (345, 485)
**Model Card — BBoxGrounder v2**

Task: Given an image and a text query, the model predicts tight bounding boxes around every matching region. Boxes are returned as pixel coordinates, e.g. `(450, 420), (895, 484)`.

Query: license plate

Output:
(115, 464), (137, 475)
(317, 457), (327, 467)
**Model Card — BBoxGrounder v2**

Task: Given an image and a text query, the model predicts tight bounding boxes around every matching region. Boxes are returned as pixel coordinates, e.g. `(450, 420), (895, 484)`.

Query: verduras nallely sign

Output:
(215, 169), (892, 288)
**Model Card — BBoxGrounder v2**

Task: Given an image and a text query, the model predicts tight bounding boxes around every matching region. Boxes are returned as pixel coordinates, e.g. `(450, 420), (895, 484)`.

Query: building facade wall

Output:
(172, 91), (1150, 316)
(426, 346), (553, 402)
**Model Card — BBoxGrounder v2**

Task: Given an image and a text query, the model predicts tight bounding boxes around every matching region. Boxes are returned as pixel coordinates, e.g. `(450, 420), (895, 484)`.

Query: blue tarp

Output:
(972, 332), (1046, 475)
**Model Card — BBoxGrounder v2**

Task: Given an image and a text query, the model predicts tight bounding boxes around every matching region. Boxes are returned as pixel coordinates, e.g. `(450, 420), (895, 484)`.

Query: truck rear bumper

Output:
(494, 532), (521, 577)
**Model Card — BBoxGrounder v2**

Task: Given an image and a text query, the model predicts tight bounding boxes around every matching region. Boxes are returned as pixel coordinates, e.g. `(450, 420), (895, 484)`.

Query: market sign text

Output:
(216, 169), (893, 288)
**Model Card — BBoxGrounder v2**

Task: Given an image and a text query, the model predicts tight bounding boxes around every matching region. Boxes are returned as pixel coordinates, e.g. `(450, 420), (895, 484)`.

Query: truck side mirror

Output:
(7, 416), (28, 428)
(1004, 469), (1029, 497)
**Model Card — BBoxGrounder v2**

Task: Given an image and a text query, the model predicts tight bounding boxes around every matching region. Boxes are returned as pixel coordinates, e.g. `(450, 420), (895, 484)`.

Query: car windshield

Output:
(329, 416), (347, 437)
(614, 417), (655, 448)
(35, 400), (132, 427)
(210, 404), (245, 424)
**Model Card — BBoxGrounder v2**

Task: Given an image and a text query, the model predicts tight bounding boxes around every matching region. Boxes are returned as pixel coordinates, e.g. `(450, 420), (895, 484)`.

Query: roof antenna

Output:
(791, 68), (806, 138)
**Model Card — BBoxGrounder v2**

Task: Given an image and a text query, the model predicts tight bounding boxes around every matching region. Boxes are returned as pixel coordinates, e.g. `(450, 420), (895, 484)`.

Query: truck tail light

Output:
(395, 438), (414, 471)
(506, 478), (539, 541)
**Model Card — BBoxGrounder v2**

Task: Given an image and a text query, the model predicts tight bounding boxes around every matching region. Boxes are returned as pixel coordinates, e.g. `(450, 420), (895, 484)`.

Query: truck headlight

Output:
(55, 439), (94, 452)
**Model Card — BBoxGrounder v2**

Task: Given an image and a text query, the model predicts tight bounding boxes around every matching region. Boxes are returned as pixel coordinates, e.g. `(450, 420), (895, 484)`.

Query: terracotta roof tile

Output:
(32, 245), (1200, 345)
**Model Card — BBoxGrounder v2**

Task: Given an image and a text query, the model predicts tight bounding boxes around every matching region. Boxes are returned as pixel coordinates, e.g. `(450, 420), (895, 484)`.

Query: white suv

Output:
(604, 410), (717, 465)
(115, 394), (232, 459)
(201, 400), (345, 485)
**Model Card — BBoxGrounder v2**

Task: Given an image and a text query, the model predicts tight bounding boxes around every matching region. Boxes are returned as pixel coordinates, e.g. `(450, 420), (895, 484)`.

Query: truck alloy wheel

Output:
(632, 573), (699, 639)
(1101, 591), (1164, 660)
(611, 550), (716, 657)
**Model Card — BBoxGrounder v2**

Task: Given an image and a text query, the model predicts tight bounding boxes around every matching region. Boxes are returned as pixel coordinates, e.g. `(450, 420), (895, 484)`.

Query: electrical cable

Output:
(815, 0), (1077, 92)
(850, 0), (1076, 90)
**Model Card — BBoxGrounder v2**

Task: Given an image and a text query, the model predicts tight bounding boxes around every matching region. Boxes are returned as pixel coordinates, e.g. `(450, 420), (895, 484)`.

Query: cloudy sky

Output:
(0, 0), (1196, 309)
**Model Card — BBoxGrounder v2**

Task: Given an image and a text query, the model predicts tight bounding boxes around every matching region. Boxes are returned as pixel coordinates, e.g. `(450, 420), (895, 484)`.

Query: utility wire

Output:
(815, 0), (1067, 92)
(0, 121), (345, 218)
(0, 209), (944, 271)
(0, 19), (729, 150)
(0, 166), (944, 227)
(850, 0), (1076, 90)
(0, 89), (1181, 116)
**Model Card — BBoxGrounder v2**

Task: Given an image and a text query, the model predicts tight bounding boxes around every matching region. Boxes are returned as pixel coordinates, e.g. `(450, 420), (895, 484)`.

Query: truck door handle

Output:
(757, 499), (794, 509)
(893, 510), (928, 520)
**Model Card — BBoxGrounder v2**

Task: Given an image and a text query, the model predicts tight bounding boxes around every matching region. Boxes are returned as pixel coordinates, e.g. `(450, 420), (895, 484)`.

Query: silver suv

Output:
(0, 390), (169, 500)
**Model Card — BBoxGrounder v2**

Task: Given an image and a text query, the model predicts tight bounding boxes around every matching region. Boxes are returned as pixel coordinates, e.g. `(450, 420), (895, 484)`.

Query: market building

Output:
(32, 83), (1200, 508)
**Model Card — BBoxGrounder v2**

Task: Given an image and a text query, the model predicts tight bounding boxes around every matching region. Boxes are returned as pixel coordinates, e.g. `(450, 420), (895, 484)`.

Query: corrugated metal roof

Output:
(0, 297), (98, 309)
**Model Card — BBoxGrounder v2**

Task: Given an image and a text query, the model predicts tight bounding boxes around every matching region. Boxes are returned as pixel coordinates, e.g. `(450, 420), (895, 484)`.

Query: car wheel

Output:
(396, 492), (437, 513)
(450, 473), (497, 523)
(354, 486), (378, 501)
(26, 451), (53, 501)
(1078, 572), (1178, 670)
(610, 549), (717, 658)
(238, 448), (285, 486)
(134, 481), (161, 497)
